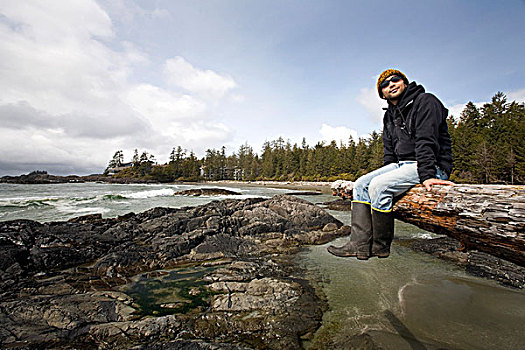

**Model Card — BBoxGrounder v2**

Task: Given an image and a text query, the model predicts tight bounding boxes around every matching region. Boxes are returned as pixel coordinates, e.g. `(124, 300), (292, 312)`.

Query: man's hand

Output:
(422, 178), (455, 191)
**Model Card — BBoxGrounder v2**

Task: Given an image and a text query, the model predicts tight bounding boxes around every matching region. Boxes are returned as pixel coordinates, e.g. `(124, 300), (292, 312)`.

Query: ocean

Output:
(0, 182), (303, 223)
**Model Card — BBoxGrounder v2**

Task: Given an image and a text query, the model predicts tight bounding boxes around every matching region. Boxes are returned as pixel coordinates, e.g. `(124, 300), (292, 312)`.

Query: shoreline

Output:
(0, 195), (345, 348)
(1, 172), (333, 193)
(202, 180), (332, 193)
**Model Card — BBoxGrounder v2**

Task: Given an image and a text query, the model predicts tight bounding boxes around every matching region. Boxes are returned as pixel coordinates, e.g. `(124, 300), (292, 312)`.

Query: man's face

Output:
(381, 75), (406, 103)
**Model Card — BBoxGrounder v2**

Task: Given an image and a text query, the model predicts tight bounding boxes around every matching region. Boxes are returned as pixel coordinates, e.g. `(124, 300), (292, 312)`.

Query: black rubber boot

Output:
(371, 209), (395, 258)
(327, 202), (372, 260)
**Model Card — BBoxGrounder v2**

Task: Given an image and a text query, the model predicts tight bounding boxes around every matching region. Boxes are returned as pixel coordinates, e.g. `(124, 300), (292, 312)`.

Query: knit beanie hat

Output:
(377, 69), (408, 99)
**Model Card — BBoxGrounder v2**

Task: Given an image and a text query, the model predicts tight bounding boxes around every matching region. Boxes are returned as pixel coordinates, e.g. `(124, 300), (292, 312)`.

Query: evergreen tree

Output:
(367, 131), (384, 171)
(181, 151), (200, 180)
(451, 102), (480, 182)
(132, 149), (140, 167)
(260, 141), (274, 179)
(102, 92), (524, 185)
(107, 150), (124, 171)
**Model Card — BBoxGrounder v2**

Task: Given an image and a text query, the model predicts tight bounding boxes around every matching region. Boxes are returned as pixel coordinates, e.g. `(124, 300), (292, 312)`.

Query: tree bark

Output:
(331, 181), (525, 266)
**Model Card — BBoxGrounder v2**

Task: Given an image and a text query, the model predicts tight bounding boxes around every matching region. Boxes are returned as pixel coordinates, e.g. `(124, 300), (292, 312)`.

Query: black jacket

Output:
(382, 82), (453, 183)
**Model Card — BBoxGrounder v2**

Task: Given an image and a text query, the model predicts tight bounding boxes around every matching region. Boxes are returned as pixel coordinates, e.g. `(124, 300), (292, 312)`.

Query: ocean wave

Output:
(0, 188), (174, 211)
(67, 207), (111, 215)
(125, 188), (176, 199)
(102, 194), (127, 201)
(52, 200), (111, 214)
(72, 196), (97, 202)
(0, 198), (59, 208)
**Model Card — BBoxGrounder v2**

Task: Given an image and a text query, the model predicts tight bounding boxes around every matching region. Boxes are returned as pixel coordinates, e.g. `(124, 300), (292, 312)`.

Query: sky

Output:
(0, 0), (524, 176)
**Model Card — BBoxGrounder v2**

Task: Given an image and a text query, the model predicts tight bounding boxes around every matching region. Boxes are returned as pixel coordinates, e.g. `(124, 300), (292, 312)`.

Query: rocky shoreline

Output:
(1, 187), (523, 349)
(0, 195), (348, 349)
(0, 172), (333, 190)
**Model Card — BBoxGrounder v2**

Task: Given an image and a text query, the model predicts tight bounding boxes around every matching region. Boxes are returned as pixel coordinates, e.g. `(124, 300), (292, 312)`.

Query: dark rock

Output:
(133, 340), (250, 349)
(0, 195), (346, 349)
(284, 191), (322, 196)
(68, 213), (104, 223)
(173, 188), (241, 196)
(399, 236), (525, 289)
(466, 251), (525, 289)
(321, 198), (351, 211)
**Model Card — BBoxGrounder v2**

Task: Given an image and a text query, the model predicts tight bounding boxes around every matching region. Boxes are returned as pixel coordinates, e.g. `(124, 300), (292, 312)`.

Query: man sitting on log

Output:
(328, 69), (454, 260)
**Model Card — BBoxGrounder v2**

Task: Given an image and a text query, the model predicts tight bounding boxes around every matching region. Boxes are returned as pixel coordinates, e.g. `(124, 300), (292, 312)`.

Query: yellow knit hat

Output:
(377, 69), (408, 98)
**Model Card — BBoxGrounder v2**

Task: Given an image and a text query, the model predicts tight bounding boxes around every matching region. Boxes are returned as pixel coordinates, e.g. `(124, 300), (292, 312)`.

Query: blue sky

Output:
(0, 0), (524, 175)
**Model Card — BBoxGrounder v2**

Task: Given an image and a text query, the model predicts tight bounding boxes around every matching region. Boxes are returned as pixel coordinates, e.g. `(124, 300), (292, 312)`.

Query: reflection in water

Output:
(300, 233), (525, 350)
(384, 310), (427, 350)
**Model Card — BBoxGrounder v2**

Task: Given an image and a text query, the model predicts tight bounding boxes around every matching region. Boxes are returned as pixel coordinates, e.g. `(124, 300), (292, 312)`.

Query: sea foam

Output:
(126, 188), (175, 199)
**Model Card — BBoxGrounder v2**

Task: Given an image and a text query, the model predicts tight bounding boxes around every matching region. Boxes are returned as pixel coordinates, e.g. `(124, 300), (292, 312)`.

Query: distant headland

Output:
(0, 170), (158, 185)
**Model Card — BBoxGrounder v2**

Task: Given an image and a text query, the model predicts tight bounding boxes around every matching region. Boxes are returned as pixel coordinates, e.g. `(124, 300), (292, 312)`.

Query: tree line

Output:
(106, 92), (525, 184)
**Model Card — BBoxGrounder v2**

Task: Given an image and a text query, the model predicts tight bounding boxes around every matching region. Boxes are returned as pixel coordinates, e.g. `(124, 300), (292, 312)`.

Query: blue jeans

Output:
(353, 161), (448, 212)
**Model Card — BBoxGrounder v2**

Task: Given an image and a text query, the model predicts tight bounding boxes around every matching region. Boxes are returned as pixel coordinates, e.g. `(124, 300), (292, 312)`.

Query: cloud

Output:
(508, 89), (525, 103)
(125, 84), (207, 127)
(356, 87), (387, 124)
(0, 1), (235, 175)
(319, 124), (358, 145)
(164, 56), (237, 101)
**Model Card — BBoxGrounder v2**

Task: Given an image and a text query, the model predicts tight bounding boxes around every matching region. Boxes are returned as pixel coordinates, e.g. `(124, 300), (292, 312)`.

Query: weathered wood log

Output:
(331, 181), (525, 267)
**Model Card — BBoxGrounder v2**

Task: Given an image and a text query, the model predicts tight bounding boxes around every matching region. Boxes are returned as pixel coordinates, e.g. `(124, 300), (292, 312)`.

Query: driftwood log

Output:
(330, 181), (525, 266)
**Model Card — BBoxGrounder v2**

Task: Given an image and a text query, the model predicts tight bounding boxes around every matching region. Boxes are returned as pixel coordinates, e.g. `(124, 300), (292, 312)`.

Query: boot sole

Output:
(328, 252), (369, 259)
(327, 247), (370, 260)
(373, 252), (390, 258)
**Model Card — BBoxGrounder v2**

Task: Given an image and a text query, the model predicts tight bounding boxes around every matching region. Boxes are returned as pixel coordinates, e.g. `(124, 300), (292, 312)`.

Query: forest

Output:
(107, 92), (525, 185)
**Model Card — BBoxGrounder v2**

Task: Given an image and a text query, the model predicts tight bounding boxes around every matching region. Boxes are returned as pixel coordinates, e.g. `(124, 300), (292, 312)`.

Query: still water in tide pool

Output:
(300, 210), (525, 350)
(1, 182), (524, 349)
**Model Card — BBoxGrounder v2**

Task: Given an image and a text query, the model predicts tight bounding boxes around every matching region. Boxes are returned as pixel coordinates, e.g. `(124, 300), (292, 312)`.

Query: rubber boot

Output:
(371, 209), (395, 258)
(327, 202), (372, 260)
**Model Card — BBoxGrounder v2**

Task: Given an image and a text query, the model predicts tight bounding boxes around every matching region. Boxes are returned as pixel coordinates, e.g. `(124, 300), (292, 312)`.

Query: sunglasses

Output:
(380, 75), (403, 89)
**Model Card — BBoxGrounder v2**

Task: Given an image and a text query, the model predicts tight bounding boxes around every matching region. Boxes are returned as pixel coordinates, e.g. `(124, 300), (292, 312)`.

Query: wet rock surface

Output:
(320, 199), (351, 211)
(173, 188), (242, 196)
(284, 191), (322, 196)
(399, 236), (525, 289)
(0, 195), (346, 349)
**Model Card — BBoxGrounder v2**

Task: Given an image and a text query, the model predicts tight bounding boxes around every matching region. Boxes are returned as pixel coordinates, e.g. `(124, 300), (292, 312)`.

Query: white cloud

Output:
(0, 1), (235, 175)
(319, 124), (358, 145)
(508, 89), (525, 103)
(125, 84), (207, 126)
(164, 56), (237, 101)
(356, 87), (387, 124)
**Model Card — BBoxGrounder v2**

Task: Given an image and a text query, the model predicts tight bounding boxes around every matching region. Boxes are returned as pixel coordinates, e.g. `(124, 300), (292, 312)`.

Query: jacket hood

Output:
(387, 82), (425, 110)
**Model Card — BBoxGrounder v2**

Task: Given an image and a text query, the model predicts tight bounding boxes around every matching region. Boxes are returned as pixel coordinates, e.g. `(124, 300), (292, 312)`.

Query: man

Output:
(328, 69), (454, 260)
